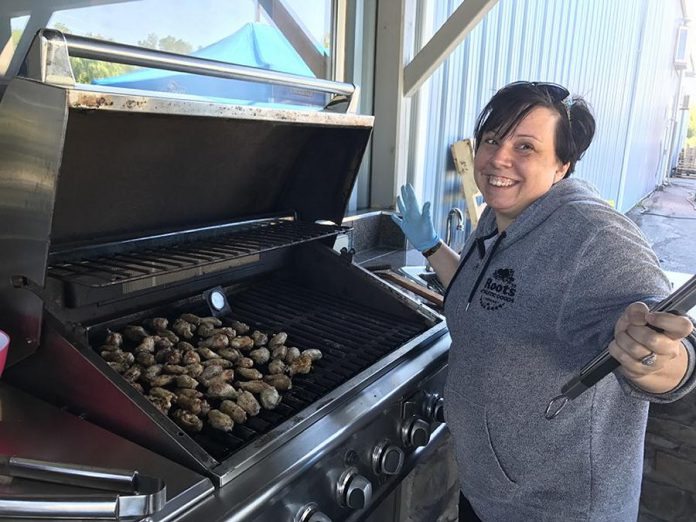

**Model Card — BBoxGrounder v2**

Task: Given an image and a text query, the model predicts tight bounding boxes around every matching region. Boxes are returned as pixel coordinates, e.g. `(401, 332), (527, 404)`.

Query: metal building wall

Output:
(411, 0), (685, 241)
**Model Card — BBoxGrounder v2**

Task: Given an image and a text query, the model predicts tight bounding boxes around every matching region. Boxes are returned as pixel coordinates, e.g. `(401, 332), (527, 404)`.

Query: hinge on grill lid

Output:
(338, 247), (355, 264)
(203, 286), (232, 317)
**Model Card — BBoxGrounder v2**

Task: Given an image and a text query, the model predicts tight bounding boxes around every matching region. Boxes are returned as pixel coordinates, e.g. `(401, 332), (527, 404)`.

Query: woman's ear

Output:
(554, 162), (570, 183)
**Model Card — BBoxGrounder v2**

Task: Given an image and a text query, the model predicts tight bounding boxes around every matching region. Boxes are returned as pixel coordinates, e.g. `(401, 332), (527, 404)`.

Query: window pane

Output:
(1, 1), (333, 106)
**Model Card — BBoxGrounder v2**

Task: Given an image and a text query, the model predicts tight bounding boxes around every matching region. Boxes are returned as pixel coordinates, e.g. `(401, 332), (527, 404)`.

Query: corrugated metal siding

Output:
(412, 0), (685, 240)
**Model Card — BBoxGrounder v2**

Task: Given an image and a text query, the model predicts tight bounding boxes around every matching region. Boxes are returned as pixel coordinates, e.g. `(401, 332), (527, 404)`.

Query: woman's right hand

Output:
(391, 184), (439, 252)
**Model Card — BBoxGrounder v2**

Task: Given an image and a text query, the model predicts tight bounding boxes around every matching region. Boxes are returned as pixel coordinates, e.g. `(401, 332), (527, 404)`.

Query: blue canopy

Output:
(93, 23), (324, 106)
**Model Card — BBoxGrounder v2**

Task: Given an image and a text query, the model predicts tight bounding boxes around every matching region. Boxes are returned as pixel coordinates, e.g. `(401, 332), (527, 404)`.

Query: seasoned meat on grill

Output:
(236, 367), (263, 381)
(135, 352), (156, 367)
(149, 374), (176, 387)
(267, 358), (286, 375)
(185, 363), (204, 378)
(235, 357), (254, 369)
(288, 354), (313, 376)
(157, 329), (180, 344)
(197, 347), (221, 360)
(227, 320), (250, 335)
(229, 336), (254, 351)
(302, 349), (323, 362)
(154, 337), (175, 351)
(122, 365), (142, 383)
(163, 364), (187, 375)
(285, 347), (301, 363)
(123, 326), (149, 342)
(172, 409), (203, 432)
(206, 381), (238, 400)
(219, 399), (247, 424)
(196, 322), (216, 338)
(142, 364), (163, 381)
(198, 364), (223, 386)
(268, 332), (287, 348)
(179, 313), (202, 326)
(259, 386), (281, 410)
(100, 344), (121, 353)
(176, 388), (203, 399)
(172, 319), (195, 339)
(181, 348), (200, 365)
(202, 358), (233, 369)
(149, 387), (178, 403)
(217, 347), (241, 362)
(264, 374), (292, 391)
(251, 330), (268, 347)
(207, 409), (234, 432)
(104, 331), (123, 347)
(271, 345), (287, 361)
(236, 391), (260, 416)
(199, 333), (229, 350)
(175, 375), (199, 389)
(107, 361), (130, 374)
(134, 336), (156, 353)
(200, 317), (222, 328)
(147, 395), (173, 415)
(177, 394), (203, 415)
(144, 317), (169, 332)
(129, 382), (144, 394)
(249, 347), (270, 365)
(102, 350), (135, 366)
(236, 380), (271, 394)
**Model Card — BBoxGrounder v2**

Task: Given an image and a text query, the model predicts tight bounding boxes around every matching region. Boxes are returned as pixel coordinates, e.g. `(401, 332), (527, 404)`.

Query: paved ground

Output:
(626, 176), (696, 276)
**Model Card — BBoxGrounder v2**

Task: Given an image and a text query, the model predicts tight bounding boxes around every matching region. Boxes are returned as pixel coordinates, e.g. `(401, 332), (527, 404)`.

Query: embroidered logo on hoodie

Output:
(480, 268), (516, 310)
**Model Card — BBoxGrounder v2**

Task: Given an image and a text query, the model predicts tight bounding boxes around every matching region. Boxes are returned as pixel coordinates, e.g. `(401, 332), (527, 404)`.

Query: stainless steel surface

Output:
(295, 503), (333, 522)
(370, 440), (404, 476)
(336, 467), (372, 510)
(23, 29), (357, 110)
(444, 207), (464, 248)
(0, 78), (68, 362)
(0, 383), (213, 521)
(170, 333), (450, 521)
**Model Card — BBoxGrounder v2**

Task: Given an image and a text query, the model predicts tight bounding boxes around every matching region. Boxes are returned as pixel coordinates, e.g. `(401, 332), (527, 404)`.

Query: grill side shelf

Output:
(47, 220), (348, 307)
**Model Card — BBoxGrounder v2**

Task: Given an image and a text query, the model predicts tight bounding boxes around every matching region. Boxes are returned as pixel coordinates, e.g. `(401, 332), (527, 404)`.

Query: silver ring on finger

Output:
(640, 352), (657, 367)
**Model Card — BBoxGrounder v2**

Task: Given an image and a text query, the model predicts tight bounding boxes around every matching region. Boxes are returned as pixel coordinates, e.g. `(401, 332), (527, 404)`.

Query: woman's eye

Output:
(517, 143), (534, 151)
(484, 138), (498, 145)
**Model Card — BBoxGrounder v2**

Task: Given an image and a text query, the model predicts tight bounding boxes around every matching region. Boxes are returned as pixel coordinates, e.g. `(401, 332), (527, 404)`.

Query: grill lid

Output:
(23, 29), (374, 247)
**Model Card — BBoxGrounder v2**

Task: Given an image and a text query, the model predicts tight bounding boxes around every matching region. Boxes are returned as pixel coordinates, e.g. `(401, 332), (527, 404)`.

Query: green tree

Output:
(138, 33), (193, 54)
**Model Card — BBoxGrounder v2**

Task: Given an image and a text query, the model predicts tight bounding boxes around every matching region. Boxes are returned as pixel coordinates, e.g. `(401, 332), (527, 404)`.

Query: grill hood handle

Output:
(0, 456), (166, 519)
(20, 28), (360, 112)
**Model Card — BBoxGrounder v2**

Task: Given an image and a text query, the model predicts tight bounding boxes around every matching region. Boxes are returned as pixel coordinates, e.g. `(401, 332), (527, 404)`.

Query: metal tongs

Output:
(0, 456), (166, 519)
(545, 274), (696, 420)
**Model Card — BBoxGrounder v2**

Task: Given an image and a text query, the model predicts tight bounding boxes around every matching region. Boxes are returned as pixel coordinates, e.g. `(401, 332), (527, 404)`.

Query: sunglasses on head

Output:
(502, 81), (570, 102)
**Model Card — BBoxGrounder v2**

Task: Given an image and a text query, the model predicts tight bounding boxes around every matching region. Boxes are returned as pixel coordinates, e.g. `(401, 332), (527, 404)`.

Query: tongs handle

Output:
(0, 457), (167, 519)
(0, 456), (137, 492)
(546, 274), (696, 419)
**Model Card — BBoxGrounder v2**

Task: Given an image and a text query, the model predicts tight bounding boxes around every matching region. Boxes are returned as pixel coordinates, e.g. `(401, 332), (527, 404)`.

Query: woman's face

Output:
(474, 106), (570, 231)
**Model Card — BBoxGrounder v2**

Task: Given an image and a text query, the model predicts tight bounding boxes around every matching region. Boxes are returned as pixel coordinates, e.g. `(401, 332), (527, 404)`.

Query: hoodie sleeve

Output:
(556, 218), (696, 402)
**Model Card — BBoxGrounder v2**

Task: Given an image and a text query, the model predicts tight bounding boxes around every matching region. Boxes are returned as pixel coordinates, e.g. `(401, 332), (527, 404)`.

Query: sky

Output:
(39, 0), (330, 51)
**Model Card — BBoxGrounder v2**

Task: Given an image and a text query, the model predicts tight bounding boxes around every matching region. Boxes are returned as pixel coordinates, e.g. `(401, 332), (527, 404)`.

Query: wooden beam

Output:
(403, 0), (498, 98)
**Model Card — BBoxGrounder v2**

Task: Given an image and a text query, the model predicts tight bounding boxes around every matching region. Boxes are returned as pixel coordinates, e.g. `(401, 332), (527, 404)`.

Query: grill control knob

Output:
(296, 503), (332, 522)
(401, 416), (431, 448)
(336, 467), (373, 510)
(372, 439), (405, 475)
(424, 394), (446, 423)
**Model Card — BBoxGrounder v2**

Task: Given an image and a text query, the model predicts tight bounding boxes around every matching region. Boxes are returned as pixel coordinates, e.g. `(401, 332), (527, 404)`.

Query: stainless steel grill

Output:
(0, 29), (451, 522)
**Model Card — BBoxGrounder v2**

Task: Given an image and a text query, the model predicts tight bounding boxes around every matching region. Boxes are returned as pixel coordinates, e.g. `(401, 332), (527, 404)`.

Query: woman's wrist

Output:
(422, 240), (443, 258)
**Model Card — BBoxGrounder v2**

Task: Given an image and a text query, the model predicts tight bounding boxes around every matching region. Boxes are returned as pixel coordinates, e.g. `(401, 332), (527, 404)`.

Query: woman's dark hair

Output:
(473, 82), (596, 177)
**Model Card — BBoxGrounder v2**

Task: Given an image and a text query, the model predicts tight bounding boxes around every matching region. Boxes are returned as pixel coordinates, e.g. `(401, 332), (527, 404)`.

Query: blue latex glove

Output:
(391, 184), (440, 252)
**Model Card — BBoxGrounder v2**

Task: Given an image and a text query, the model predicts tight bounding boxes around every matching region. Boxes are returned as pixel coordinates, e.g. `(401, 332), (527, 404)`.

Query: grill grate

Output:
(47, 220), (346, 290)
(188, 278), (427, 460)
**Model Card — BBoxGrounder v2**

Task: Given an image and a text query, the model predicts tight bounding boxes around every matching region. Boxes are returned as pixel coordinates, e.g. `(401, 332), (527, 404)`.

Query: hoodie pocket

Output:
(444, 390), (519, 499)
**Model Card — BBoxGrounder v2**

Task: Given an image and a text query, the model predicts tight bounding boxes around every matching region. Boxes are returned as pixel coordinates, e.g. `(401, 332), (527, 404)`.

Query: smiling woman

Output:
(392, 81), (696, 522)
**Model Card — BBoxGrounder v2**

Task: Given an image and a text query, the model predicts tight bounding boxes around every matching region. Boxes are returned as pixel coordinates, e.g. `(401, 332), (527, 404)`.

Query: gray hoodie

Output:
(443, 179), (696, 521)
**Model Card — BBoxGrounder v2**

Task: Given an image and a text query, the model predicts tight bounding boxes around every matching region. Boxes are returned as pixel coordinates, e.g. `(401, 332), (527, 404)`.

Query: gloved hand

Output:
(391, 184), (440, 252)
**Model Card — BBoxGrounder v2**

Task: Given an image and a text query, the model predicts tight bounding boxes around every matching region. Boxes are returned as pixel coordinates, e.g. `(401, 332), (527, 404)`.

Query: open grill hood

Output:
(0, 29), (373, 364)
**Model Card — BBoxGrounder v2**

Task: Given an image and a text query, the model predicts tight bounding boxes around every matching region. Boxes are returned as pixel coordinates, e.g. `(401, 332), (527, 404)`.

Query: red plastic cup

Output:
(0, 330), (9, 378)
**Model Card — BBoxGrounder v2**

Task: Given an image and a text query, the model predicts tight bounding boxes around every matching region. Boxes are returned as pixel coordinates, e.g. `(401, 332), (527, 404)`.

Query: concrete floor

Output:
(626, 176), (696, 277)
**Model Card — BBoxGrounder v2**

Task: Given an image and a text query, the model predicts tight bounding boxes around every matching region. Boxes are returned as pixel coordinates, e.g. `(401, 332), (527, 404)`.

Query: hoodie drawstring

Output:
(443, 228), (500, 306)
